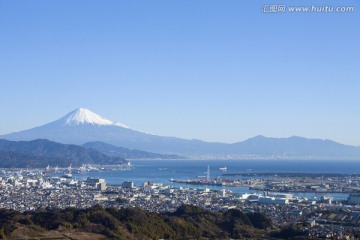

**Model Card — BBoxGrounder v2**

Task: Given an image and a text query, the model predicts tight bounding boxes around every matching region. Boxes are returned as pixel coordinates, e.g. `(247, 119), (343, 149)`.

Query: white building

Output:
(86, 177), (107, 191)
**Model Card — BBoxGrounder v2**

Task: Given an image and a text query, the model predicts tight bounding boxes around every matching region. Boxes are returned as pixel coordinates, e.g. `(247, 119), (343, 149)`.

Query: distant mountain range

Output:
(1, 108), (360, 160)
(230, 135), (360, 160)
(0, 139), (127, 168)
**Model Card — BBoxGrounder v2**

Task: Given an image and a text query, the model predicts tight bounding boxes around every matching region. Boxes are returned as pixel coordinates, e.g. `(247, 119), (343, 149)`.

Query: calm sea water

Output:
(72, 160), (360, 200)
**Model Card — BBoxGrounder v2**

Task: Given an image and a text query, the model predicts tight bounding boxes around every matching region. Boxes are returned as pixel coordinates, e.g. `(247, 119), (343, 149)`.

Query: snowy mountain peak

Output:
(61, 108), (129, 128)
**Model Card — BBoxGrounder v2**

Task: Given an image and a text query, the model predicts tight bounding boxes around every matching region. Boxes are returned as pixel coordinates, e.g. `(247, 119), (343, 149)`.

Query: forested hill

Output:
(0, 139), (127, 168)
(0, 205), (274, 239)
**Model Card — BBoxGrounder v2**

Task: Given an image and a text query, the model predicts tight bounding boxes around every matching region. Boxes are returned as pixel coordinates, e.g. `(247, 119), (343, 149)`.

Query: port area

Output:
(170, 178), (248, 187)
(171, 172), (360, 194)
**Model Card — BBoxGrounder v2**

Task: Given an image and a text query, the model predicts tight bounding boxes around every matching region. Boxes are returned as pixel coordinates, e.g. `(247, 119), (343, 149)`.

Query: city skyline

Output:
(1, 0), (359, 145)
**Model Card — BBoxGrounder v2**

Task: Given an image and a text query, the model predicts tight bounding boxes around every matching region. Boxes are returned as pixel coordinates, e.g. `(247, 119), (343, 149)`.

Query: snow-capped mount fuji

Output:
(58, 108), (129, 128)
(1, 108), (144, 146)
(1, 108), (212, 156)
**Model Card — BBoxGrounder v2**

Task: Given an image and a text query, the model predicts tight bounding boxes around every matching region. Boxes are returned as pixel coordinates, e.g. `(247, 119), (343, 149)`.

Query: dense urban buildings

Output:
(1, 168), (360, 238)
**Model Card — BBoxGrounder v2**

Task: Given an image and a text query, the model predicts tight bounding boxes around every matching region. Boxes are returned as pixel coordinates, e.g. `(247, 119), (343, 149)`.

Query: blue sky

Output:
(0, 0), (359, 145)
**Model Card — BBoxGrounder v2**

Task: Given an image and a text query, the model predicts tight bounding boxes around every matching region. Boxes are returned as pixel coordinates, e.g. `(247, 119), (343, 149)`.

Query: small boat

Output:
(62, 173), (73, 178)
(79, 165), (86, 172)
(219, 166), (227, 172)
